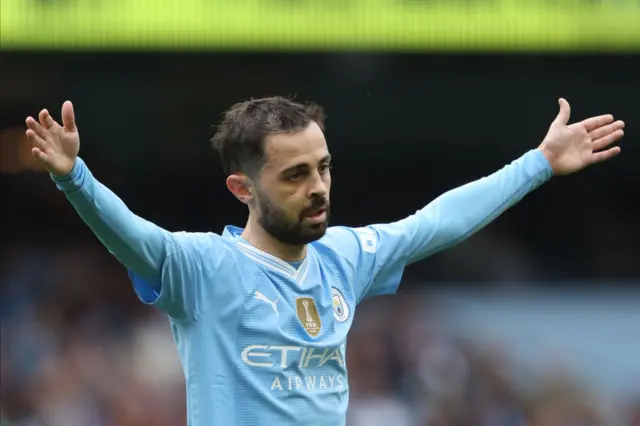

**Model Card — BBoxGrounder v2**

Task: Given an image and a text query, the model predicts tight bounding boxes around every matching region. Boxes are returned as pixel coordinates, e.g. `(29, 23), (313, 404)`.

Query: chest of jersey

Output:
(232, 244), (355, 394)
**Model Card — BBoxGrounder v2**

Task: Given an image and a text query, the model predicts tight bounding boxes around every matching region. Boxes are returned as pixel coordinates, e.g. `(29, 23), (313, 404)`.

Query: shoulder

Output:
(312, 226), (379, 275)
(314, 226), (353, 255)
(315, 226), (379, 256)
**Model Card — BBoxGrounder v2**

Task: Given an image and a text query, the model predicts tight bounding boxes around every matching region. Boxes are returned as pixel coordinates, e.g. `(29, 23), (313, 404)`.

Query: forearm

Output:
(52, 158), (167, 277)
(407, 149), (553, 262)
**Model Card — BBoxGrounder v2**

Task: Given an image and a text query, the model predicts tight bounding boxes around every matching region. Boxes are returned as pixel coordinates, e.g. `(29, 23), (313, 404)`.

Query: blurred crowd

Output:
(1, 239), (639, 426)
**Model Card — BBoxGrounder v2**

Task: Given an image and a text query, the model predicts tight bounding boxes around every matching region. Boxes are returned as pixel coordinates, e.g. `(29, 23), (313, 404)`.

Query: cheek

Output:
(268, 188), (301, 216)
(281, 191), (310, 217)
(325, 175), (332, 193)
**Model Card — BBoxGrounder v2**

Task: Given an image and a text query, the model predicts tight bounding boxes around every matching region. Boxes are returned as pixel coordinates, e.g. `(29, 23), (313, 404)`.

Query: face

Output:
(253, 122), (332, 245)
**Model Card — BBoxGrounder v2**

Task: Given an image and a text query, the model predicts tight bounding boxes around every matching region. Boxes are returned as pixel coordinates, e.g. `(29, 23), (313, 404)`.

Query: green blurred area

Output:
(1, 0), (639, 51)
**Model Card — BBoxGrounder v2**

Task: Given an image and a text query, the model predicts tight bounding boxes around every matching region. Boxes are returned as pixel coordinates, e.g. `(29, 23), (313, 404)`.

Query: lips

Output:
(306, 205), (328, 217)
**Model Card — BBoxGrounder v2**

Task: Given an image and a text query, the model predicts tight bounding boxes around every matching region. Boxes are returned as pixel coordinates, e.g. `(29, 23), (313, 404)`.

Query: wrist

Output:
(51, 157), (86, 194)
(51, 158), (85, 192)
(537, 147), (557, 176)
(51, 158), (79, 181)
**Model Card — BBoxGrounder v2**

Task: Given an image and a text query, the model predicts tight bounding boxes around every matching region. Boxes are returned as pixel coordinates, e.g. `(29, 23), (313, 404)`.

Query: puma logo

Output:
(254, 290), (280, 316)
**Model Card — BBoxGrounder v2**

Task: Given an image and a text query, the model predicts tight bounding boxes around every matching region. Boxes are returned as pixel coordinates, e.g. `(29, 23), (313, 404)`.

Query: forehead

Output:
(262, 122), (329, 170)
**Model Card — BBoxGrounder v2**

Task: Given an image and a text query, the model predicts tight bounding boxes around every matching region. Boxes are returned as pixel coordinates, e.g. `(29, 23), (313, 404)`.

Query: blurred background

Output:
(1, 1), (639, 425)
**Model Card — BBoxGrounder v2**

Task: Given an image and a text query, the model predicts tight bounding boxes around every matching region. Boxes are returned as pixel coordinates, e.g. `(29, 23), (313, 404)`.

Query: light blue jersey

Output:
(52, 149), (553, 425)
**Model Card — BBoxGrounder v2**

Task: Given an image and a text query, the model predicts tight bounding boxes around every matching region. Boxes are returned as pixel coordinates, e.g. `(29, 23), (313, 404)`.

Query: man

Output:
(25, 96), (625, 425)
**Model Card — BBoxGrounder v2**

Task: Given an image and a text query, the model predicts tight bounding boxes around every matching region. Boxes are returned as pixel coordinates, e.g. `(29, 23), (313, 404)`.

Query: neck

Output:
(241, 217), (307, 262)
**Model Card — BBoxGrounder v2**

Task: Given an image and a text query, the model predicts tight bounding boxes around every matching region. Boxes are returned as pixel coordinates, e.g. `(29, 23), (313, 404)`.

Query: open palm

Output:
(539, 98), (625, 176)
(25, 101), (80, 176)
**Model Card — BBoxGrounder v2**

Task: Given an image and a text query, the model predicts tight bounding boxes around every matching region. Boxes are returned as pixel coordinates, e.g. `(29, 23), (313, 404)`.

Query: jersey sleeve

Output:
(128, 231), (235, 321)
(321, 149), (553, 303)
(53, 157), (234, 321)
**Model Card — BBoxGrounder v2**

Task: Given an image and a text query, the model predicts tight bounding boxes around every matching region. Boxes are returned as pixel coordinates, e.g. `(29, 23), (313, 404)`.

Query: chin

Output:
(298, 224), (328, 244)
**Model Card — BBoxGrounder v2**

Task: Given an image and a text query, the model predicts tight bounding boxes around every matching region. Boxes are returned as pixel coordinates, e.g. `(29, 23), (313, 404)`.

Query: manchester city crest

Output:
(331, 287), (350, 323)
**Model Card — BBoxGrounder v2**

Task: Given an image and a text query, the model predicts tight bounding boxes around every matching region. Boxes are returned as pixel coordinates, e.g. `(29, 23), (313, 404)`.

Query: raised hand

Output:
(25, 101), (80, 176)
(538, 98), (625, 176)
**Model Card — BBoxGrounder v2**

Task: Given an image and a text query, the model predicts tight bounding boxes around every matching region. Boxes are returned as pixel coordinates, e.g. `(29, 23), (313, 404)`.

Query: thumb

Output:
(554, 98), (571, 126)
(61, 101), (77, 132)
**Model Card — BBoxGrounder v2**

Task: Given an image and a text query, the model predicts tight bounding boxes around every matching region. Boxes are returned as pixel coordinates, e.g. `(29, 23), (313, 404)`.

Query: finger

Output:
(31, 147), (49, 163)
(38, 109), (55, 130)
(592, 129), (624, 151)
(61, 101), (76, 132)
(25, 117), (49, 140)
(590, 146), (621, 164)
(581, 114), (614, 132)
(25, 129), (47, 149)
(554, 98), (571, 126)
(589, 120), (625, 141)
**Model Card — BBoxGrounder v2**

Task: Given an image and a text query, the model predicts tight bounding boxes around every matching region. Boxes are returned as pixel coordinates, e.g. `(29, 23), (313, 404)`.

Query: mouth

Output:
(304, 207), (328, 223)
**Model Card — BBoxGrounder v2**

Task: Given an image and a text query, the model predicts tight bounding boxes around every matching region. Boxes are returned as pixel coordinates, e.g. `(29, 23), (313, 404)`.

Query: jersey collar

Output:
(223, 225), (310, 282)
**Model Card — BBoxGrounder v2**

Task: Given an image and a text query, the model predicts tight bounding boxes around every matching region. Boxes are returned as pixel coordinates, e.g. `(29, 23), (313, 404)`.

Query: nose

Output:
(308, 170), (328, 198)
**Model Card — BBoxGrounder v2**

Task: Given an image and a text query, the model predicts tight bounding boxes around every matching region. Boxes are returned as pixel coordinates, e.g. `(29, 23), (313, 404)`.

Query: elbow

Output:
(106, 228), (167, 279)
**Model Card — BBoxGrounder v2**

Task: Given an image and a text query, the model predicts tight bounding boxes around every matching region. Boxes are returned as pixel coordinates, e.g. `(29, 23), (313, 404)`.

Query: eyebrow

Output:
(279, 154), (332, 176)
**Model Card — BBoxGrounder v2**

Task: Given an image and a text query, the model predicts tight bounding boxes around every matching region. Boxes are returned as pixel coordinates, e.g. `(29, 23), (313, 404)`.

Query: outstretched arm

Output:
(26, 101), (230, 321)
(322, 98), (625, 302)
(51, 157), (168, 278)
(402, 97), (626, 263)
(402, 148), (552, 264)
(322, 149), (552, 302)
(27, 102), (167, 278)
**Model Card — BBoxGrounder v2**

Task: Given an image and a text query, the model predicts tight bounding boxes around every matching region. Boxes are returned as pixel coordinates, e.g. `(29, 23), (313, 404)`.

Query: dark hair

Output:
(211, 96), (325, 177)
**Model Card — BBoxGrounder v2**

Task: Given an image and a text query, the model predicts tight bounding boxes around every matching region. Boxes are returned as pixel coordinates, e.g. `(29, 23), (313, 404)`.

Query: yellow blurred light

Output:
(1, 0), (639, 52)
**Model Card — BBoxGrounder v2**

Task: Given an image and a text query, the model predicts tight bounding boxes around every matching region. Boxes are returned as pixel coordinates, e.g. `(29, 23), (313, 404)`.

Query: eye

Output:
(319, 163), (332, 174)
(287, 173), (302, 182)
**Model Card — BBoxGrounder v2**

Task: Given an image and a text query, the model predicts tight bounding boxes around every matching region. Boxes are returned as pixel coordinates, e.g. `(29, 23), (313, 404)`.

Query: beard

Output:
(256, 190), (330, 246)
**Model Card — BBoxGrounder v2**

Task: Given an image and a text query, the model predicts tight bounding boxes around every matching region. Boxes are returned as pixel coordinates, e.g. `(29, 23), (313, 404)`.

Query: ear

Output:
(226, 174), (254, 205)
